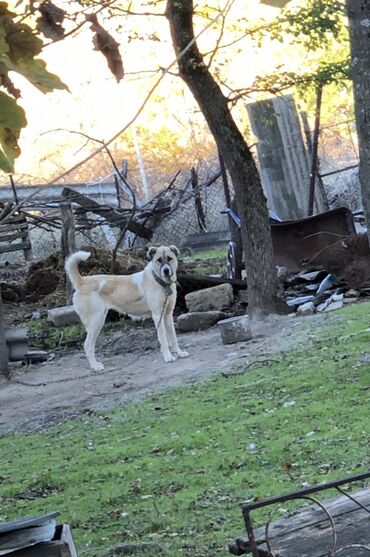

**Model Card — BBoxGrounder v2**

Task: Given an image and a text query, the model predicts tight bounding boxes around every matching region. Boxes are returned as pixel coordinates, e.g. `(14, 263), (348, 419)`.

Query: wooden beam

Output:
(0, 241), (31, 255)
(60, 202), (77, 305)
(0, 222), (29, 233)
(0, 286), (9, 378)
(62, 187), (152, 239)
(0, 231), (29, 243)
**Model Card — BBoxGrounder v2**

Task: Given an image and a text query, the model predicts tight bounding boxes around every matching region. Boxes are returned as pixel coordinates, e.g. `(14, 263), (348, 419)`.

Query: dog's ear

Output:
(147, 246), (157, 260)
(169, 245), (179, 257)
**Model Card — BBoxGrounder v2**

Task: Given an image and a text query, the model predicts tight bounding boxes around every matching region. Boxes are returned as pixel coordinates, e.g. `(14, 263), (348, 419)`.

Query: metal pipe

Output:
(308, 84), (323, 216)
(243, 470), (370, 512)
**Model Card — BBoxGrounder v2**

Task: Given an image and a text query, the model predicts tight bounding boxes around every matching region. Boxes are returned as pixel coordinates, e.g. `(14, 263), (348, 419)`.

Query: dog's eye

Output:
(167, 257), (172, 262)
(157, 257), (162, 264)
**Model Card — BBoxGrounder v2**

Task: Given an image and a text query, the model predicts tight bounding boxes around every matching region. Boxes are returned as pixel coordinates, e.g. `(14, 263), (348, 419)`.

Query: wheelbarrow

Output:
(221, 206), (358, 279)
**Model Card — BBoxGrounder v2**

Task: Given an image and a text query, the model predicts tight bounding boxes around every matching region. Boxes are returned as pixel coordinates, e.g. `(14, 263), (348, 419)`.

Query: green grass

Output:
(182, 246), (228, 276)
(2, 303), (370, 556)
(185, 247), (228, 261)
(27, 318), (86, 350)
(27, 317), (137, 351)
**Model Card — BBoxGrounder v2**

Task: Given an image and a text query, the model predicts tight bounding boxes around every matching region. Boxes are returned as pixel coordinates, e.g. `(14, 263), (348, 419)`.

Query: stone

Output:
(47, 305), (81, 327)
(185, 283), (234, 312)
(297, 301), (315, 316)
(323, 300), (344, 312)
(177, 311), (227, 332)
(344, 297), (358, 305)
(317, 293), (344, 313)
(345, 289), (361, 298)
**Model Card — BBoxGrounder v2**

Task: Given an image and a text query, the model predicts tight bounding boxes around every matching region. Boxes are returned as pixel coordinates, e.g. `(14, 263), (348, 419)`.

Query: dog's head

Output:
(147, 245), (179, 283)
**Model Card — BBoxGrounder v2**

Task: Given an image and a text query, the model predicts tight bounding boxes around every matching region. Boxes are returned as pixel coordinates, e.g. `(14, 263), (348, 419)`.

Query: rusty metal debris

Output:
(229, 471), (370, 557)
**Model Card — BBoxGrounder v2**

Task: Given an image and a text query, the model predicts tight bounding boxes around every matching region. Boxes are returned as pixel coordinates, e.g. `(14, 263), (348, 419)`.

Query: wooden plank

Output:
(0, 231), (28, 243)
(5, 525), (77, 557)
(0, 214), (27, 225)
(230, 487), (370, 557)
(9, 541), (73, 557)
(177, 273), (247, 289)
(0, 241), (31, 254)
(0, 222), (29, 233)
(60, 524), (77, 557)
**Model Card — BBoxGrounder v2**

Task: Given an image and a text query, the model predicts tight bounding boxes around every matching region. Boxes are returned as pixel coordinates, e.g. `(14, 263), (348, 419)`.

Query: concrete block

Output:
(47, 306), (80, 327)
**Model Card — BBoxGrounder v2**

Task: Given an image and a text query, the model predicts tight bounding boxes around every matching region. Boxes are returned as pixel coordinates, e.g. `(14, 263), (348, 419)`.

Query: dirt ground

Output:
(0, 311), (327, 437)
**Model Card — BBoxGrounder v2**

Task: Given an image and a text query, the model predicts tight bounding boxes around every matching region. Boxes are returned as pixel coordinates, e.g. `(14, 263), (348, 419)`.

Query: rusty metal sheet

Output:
(271, 207), (357, 272)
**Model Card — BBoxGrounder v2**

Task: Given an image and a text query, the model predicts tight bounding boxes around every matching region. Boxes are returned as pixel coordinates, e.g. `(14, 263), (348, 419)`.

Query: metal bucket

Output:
(217, 315), (252, 345)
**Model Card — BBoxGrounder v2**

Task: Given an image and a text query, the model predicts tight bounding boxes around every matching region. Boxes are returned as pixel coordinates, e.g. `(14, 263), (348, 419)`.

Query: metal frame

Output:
(242, 471), (370, 557)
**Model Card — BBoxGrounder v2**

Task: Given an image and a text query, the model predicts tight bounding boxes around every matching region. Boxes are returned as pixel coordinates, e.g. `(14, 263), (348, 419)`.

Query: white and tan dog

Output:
(65, 246), (189, 371)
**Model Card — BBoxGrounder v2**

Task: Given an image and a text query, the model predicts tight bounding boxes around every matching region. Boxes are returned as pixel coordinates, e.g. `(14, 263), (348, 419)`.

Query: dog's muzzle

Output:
(161, 264), (172, 281)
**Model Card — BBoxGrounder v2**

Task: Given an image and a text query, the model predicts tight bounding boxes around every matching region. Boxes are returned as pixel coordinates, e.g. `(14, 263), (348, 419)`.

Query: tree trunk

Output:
(166, 0), (287, 316)
(346, 0), (370, 245)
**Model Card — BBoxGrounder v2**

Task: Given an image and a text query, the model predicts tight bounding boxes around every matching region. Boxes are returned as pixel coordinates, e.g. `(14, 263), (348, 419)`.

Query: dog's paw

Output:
(163, 352), (177, 363)
(177, 350), (190, 358)
(91, 362), (105, 372)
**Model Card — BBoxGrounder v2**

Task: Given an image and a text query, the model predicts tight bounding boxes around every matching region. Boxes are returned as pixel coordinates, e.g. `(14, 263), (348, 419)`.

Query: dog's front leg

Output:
(153, 313), (177, 363)
(164, 313), (189, 359)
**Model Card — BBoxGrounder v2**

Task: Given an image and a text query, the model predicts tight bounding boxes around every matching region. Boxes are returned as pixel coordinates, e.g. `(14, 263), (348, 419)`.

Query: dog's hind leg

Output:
(83, 309), (107, 372)
(164, 312), (189, 359)
(152, 312), (177, 363)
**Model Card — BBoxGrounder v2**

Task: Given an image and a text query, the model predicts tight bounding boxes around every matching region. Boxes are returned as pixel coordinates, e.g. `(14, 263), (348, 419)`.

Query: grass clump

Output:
(27, 316), (139, 351)
(27, 318), (85, 350)
(1, 302), (370, 556)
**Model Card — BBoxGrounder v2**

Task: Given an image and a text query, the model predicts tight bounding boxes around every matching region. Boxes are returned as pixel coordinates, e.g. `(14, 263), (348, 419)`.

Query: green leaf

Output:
(0, 146), (13, 173)
(6, 23), (42, 60)
(0, 91), (26, 129)
(0, 1), (43, 61)
(0, 93), (26, 173)
(2, 55), (69, 93)
(0, 127), (22, 173)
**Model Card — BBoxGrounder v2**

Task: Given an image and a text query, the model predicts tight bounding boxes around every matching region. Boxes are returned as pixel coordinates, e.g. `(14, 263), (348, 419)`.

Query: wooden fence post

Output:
(60, 202), (76, 305)
(0, 285), (9, 378)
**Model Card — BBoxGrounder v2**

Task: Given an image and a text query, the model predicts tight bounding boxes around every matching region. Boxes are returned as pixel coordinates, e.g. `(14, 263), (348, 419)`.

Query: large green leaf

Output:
(0, 4), (42, 61)
(0, 93), (26, 173)
(0, 126), (22, 173)
(0, 91), (26, 129)
(0, 146), (13, 173)
(6, 23), (43, 60)
(2, 55), (69, 92)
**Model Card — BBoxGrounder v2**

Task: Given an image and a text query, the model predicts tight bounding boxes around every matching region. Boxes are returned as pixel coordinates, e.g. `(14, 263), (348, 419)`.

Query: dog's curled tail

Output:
(65, 251), (91, 289)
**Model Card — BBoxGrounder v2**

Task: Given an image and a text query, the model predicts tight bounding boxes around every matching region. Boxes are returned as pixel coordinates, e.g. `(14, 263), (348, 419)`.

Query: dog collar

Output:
(152, 271), (174, 296)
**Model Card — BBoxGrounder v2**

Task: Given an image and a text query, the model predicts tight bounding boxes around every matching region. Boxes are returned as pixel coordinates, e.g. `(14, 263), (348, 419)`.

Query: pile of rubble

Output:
(283, 269), (364, 316)
(176, 263), (370, 336)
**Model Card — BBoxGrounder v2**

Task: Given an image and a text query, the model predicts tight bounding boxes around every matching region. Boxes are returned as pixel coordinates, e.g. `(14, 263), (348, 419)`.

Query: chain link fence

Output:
(318, 119), (360, 211)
